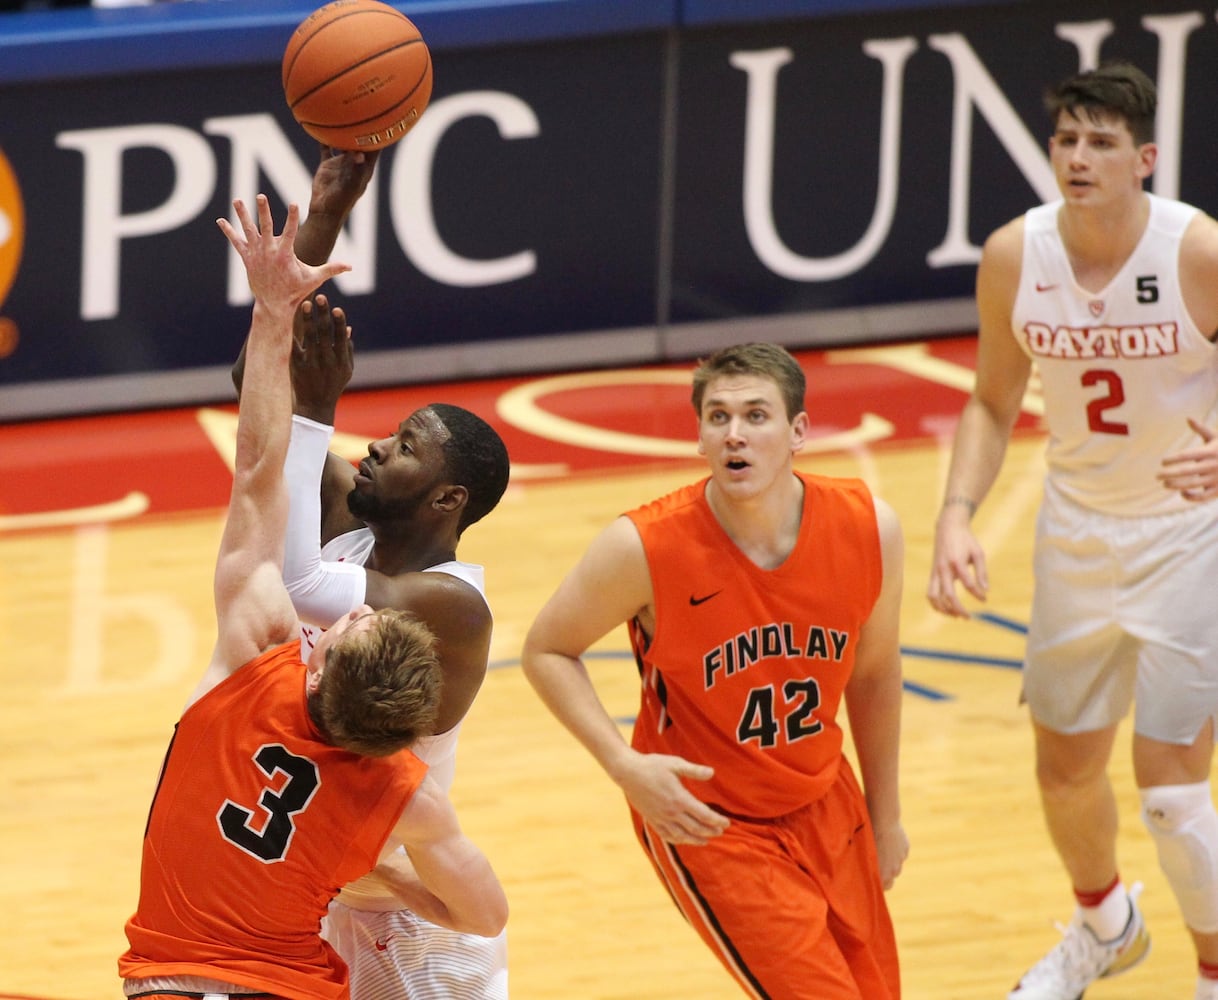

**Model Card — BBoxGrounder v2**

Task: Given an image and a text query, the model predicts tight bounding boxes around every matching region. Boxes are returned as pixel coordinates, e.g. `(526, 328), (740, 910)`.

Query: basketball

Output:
(282, 0), (433, 151)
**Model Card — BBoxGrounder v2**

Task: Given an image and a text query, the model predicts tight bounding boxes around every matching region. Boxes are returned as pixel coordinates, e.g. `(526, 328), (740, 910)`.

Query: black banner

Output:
(1, 0), (1215, 417)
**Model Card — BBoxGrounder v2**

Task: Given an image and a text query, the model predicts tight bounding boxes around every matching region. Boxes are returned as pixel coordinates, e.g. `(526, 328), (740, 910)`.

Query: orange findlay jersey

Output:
(119, 641), (428, 1000)
(627, 473), (881, 819)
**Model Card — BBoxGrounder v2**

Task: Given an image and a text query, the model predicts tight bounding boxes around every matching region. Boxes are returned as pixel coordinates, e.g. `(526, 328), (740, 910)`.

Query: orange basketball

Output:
(282, 0), (433, 151)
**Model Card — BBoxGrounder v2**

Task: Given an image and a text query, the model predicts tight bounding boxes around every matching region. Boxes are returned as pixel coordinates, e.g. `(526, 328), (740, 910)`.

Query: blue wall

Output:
(0, 0), (1207, 418)
(0, 0), (1026, 81)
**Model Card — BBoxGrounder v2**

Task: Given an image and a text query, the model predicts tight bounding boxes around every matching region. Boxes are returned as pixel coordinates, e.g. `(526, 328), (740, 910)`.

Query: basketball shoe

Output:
(1007, 882), (1150, 999)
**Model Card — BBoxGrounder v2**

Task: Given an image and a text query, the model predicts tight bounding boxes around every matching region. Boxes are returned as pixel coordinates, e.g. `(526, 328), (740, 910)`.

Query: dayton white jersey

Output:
(298, 527), (489, 794)
(1012, 194), (1218, 516)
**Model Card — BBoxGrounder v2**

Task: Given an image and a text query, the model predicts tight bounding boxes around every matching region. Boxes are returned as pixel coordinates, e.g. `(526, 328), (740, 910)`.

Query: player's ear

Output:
(305, 651), (325, 694)
(1135, 140), (1157, 180)
(433, 484), (468, 513)
(790, 411), (809, 453)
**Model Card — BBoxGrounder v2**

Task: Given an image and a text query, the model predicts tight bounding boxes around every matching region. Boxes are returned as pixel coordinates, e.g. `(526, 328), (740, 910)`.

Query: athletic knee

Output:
(1034, 756), (1106, 798)
(1143, 781), (1209, 826)
(1140, 781), (1218, 933)
(1033, 728), (1113, 794)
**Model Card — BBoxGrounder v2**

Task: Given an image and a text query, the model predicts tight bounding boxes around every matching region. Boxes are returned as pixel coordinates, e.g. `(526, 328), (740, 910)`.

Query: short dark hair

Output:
(1046, 61), (1156, 145)
(309, 610), (441, 757)
(691, 343), (807, 422)
(428, 403), (511, 535)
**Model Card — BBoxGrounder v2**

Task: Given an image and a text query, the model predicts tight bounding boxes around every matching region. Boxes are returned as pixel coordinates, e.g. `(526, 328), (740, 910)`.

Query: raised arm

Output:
(191, 196), (350, 707)
(230, 145), (377, 394)
(279, 296), (367, 632)
(289, 291), (365, 542)
(295, 146), (379, 266)
(233, 295), (370, 669)
(281, 301), (493, 733)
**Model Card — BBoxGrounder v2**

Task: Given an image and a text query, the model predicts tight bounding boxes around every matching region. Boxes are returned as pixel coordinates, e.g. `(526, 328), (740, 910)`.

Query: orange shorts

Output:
(632, 760), (899, 999)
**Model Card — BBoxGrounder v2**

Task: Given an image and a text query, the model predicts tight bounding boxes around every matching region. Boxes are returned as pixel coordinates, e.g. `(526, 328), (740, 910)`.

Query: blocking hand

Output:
(292, 294), (354, 424)
(217, 195), (351, 316)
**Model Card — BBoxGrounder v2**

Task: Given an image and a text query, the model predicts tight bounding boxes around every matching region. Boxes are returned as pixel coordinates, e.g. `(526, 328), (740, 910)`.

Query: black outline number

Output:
(736, 678), (825, 748)
(217, 743), (320, 864)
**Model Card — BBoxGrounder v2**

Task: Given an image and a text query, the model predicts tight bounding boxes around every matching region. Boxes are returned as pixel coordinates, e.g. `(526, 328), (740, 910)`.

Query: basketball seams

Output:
(284, 11), (420, 92)
(295, 72), (429, 132)
(282, 9), (392, 89)
(286, 39), (427, 111)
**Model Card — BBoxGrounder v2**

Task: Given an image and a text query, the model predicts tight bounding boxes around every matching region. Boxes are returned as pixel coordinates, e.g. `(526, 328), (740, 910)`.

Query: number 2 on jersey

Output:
(1081, 369), (1130, 435)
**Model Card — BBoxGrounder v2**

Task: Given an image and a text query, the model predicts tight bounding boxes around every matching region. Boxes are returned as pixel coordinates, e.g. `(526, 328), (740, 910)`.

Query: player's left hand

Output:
(1159, 417), (1218, 501)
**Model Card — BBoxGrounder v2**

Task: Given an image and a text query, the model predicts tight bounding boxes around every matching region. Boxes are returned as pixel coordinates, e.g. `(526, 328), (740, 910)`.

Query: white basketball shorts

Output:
(1022, 480), (1218, 742)
(321, 899), (508, 1000)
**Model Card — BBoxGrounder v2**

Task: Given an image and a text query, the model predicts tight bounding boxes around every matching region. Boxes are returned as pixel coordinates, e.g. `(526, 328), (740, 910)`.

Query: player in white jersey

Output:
(292, 517), (509, 1000)
(231, 148), (513, 999)
(279, 377), (511, 1000)
(927, 62), (1218, 1000)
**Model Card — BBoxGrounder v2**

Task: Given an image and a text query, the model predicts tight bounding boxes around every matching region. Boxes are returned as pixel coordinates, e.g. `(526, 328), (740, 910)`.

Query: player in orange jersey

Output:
(523, 342), (907, 999)
(118, 194), (507, 1000)
(229, 146), (513, 1000)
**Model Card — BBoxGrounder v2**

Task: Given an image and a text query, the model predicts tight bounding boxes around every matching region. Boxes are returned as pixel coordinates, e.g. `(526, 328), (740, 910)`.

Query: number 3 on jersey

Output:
(217, 743), (321, 863)
(1082, 369), (1130, 436)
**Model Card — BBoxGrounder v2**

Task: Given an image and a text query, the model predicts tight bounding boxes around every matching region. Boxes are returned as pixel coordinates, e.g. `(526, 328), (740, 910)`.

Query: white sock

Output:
(1081, 882), (1130, 941)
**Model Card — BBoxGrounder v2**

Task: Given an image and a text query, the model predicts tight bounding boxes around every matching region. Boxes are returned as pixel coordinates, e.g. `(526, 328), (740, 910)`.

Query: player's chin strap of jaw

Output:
(282, 415), (367, 623)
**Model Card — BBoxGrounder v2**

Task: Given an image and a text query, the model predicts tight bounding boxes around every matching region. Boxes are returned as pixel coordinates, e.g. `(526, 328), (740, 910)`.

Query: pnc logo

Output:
(0, 146), (24, 359)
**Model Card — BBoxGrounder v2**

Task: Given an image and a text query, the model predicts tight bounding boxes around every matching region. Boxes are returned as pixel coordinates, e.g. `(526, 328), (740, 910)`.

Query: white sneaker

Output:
(1196, 977), (1218, 1000)
(1007, 882), (1150, 999)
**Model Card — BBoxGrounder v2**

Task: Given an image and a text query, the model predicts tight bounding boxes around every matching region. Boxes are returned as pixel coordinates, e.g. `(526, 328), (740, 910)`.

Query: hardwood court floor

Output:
(0, 335), (1206, 999)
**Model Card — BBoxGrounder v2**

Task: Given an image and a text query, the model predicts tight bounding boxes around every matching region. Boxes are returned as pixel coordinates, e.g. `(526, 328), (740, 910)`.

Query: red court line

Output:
(0, 336), (1003, 525)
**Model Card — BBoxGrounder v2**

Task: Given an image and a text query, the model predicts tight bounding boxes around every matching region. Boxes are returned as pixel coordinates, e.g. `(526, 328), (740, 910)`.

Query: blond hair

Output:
(308, 610), (441, 757)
